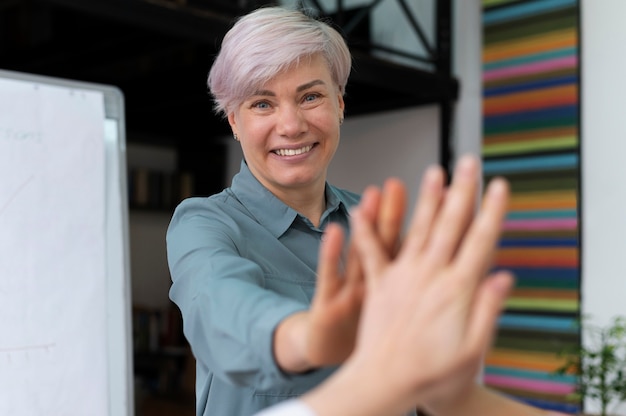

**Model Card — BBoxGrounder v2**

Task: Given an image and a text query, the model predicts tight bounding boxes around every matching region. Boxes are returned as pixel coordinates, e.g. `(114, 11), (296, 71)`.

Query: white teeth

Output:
(275, 145), (313, 156)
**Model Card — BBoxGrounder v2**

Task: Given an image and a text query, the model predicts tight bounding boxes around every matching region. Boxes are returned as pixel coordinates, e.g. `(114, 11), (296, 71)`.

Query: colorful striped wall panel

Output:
(482, 0), (581, 413)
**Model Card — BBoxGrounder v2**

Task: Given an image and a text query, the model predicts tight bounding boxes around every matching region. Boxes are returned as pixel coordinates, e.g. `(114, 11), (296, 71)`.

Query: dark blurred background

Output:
(0, 0), (457, 176)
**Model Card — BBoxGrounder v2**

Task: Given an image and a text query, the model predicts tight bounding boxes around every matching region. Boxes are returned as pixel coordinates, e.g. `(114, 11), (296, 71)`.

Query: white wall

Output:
(328, 106), (439, 215)
(580, 3), (626, 412)
(452, 0), (483, 161)
(580, 0), (626, 330)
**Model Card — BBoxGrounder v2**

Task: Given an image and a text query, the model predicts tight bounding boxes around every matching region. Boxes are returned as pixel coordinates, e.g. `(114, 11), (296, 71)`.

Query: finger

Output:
(343, 243), (363, 287)
(315, 223), (346, 300)
(359, 186), (382, 223)
(453, 177), (510, 283)
(465, 271), (514, 355)
(343, 186), (381, 285)
(423, 155), (480, 265)
(377, 178), (407, 256)
(349, 206), (390, 286)
(401, 165), (446, 255)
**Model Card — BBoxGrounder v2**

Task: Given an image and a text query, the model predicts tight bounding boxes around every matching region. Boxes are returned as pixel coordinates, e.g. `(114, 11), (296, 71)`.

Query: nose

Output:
(275, 104), (307, 138)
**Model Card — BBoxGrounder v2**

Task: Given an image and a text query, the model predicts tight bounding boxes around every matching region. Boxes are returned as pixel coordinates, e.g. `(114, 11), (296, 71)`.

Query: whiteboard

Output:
(0, 69), (132, 416)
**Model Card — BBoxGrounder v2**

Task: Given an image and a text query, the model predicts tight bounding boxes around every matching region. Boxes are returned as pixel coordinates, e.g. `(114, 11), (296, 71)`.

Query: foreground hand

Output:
(345, 155), (513, 414)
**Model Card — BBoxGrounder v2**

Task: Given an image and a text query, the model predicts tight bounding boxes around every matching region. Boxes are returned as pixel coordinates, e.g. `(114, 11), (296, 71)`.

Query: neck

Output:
(274, 182), (327, 228)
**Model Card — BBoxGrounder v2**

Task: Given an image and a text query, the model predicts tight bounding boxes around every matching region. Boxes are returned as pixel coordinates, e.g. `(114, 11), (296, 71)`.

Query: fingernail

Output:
(487, 177), (509, 196)
(423, 165), (442, 184)
(456, 155), (476, 176)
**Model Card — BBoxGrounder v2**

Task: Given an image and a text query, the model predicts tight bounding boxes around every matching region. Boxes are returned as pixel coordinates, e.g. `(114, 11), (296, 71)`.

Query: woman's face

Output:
(228, 53), (345, 198)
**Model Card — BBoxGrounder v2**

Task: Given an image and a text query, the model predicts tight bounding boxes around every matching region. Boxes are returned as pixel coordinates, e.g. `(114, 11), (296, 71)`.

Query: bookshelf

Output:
(126, 141), (228, 415)
(132, 305), (192, 401)
(126, 141), (227, 212)
(128, 168), (195, 211)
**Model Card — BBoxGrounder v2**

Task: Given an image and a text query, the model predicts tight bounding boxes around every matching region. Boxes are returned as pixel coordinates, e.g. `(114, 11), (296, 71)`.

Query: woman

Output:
(167, 7), (569, 416)
(167, 6), (404, 415)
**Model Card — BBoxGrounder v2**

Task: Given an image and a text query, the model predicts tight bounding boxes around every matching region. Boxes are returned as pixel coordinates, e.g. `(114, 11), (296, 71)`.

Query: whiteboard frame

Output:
(0, 69), (133, 416)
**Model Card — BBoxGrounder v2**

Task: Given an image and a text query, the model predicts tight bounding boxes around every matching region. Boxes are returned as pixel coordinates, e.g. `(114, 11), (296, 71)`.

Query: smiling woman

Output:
(166, 6), (396, 416)
(227, 54), (344, 225)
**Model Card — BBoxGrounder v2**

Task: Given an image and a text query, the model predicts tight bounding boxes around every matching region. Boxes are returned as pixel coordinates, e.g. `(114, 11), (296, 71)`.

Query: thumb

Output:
(315, 223), (345, 301)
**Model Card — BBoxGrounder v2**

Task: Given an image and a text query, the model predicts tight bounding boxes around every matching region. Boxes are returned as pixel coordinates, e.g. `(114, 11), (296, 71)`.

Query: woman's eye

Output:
(303, 93), (320, 103)
(252, 101), (270, 109)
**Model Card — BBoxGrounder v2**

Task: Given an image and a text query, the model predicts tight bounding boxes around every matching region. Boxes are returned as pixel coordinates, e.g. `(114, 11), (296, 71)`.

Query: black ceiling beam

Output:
(435, 0), (455, 179)
(31, 0), (458, 104)
(33, 0), (235, 45)
(350, 50), (458, 102)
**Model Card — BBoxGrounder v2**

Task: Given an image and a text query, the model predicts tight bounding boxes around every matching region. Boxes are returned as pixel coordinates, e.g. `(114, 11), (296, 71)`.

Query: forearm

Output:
(273, 311), (313, 373)
(427, 384), (548, 416)
(301, 358), (409, 416)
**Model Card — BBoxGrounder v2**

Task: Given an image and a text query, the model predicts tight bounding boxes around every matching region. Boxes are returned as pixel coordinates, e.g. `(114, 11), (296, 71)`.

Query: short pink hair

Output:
(208, 6), (352, 116)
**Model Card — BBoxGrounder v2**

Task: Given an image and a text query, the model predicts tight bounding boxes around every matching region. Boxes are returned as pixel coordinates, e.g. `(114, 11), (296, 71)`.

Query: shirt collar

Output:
(324, 181), (350, 219)
(230, 160), (350, 238)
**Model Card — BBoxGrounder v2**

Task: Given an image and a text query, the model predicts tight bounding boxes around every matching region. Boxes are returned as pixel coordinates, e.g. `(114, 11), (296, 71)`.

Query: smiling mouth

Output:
(273, 145), (314, 156)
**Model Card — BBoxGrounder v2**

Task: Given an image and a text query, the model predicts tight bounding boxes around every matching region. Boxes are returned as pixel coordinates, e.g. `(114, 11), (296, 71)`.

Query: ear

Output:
(337, 93), (345, 119)
(227, 112), (237, 136)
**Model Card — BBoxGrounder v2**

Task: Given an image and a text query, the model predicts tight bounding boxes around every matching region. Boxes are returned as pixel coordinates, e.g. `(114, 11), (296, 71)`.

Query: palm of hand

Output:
(306, 267), (364, 366)
(306, 180), (406, 367)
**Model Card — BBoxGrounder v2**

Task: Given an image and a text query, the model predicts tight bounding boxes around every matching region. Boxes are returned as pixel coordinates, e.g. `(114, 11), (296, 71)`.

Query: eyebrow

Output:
(297, 79), (326, 92)
(252, 79), (327, 97)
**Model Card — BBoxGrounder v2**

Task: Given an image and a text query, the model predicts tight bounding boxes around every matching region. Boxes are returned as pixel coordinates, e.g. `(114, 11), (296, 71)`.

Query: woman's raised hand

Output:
(302, 179), (407, 367)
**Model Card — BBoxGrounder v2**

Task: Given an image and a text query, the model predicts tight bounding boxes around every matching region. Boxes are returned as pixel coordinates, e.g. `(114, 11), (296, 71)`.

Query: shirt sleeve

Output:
(253, 399), (317, 416)
(166, 199), (309, 390)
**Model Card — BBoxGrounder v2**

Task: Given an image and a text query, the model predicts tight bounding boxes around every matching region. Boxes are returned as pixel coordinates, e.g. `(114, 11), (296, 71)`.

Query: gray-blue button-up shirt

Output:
(167, 160), (360, 415)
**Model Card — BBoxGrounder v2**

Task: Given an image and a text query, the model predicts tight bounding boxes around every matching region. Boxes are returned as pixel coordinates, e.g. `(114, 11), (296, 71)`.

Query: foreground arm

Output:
(305, 156), (515, 415)
(258, 155), (555, 416)
(427, 384), (550, 416)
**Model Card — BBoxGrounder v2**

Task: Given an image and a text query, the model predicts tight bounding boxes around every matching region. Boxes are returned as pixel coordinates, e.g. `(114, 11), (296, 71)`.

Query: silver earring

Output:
(233, 133), (239, 141)
(339, 117), (344, 125)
